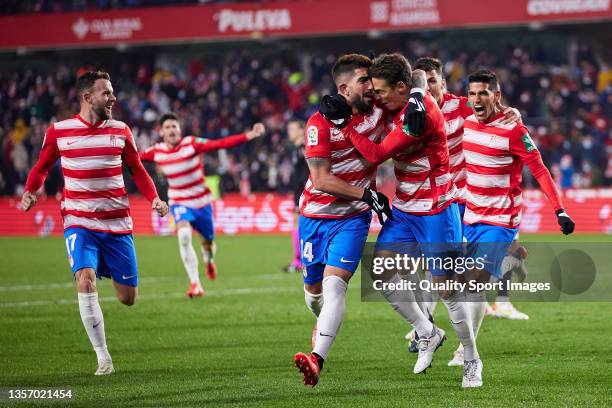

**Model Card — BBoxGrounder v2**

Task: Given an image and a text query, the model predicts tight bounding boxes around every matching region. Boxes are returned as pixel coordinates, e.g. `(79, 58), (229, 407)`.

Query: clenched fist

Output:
(21, 191), (38, 212)
(246, 123), (266, 140)
(152, 197), (169, 217)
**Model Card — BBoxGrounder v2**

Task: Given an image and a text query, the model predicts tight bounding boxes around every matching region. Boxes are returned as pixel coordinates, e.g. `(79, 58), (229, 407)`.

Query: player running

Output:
(293, 54), (393, 387)
(140, 113), (265, 297)
(461, 69), (575, 384)
(328, 53), (481, 387)
(21, 70), (168, 375)
(282, 119), (308, 274)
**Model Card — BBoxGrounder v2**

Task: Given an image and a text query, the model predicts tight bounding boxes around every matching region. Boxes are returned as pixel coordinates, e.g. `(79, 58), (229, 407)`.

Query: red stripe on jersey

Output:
(60, 147), (123, 158)
(165, 163), (202, 179)
(61, 166), (123, 179)
(62, 208), (131, 220)
(64, 187), (127, 200)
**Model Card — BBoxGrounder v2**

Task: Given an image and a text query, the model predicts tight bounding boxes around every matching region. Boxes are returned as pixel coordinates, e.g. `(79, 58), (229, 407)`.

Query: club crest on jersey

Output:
(110, 134), (117, 147)
(521, 133), (536, 153)
(307, 126), (318, 146)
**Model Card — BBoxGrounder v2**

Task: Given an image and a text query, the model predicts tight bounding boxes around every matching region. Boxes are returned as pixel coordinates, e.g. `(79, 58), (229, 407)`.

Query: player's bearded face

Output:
(90, 79), (115, 120)
(468, 82), (500, 122)
(345, 68), (375, 114)
(161, 120), (182, 146)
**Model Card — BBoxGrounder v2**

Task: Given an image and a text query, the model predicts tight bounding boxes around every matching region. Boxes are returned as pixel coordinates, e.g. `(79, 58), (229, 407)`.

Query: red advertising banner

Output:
(1, 0), (610, 50)
(0, 190), (610, 236)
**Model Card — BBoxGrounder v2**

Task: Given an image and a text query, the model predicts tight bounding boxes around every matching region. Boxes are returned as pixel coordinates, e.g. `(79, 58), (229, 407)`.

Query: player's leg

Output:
(176, 221), (203, 297)
(294, 212), (370, 386)
(493, 237), (529, 319)
(375, 208), (436, 346)
(171, 204), (204, 294)
(195, 204), (217, 280)
(65, 228), (113, 375)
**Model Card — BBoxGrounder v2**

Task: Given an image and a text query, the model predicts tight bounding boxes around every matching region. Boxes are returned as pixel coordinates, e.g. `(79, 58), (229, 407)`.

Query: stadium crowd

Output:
(0, 40), (610, 198)
(0, 0), (238, 14)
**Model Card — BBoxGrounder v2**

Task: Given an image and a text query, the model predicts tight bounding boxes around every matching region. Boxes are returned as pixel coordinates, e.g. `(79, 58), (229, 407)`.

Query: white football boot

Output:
(95, 359), (114, 376)
(462, 358), (483, 388)
(448, 347), (464, 367)
(492, 301), (529, 320)
(413, 327), (446, 374)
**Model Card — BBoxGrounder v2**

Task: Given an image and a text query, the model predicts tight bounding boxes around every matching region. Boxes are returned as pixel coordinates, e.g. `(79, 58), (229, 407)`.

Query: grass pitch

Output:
(1, 234), (611, 407)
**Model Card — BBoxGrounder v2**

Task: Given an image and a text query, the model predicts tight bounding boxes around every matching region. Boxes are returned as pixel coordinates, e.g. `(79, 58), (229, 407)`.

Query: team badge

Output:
(521, 133), (536, 153)
(307, 126), (318, 146)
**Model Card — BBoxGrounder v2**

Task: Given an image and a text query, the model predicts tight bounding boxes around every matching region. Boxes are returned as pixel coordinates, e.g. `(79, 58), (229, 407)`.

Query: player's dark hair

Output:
(160, 112), (179, 127)
(414, 57), (443, 75)
(331, 54), (372, 84)
(468, 69), (498, 90)
(76, 70), (110, 98)
(369, 53), (412, 87)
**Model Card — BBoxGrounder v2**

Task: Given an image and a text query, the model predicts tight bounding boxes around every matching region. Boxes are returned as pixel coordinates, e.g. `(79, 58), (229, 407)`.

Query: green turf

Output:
(1, 234), (612, 407)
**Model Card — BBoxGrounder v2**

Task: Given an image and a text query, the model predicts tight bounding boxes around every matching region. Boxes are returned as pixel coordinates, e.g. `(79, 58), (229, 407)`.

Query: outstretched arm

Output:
(194, 123), (265, 153)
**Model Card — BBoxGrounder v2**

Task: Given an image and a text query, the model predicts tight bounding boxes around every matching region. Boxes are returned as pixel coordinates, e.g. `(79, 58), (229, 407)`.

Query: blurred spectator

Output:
(0, 39), (610, 199)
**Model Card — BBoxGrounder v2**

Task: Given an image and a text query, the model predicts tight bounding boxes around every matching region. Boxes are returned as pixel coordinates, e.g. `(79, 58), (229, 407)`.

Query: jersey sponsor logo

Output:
(521, 133), (537, 153)
(307, 126), (318, 146)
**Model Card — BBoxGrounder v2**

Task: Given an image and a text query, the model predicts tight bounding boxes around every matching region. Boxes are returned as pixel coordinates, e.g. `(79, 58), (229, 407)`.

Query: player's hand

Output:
(319, 94), (352, 129)
(403, 88), (426, 136)
(152, 198), (169, 217)
(556, 209), (575, 235)
(246, 123), (266, 140)
(499, 105), (521, 125)
(361, 188), (393, 225)
(21, 191), (37, 212)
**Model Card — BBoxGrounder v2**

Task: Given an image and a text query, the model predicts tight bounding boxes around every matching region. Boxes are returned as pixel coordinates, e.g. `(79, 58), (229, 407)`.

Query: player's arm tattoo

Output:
(411, 69), (427, 90)
(306, 157), (330, 169)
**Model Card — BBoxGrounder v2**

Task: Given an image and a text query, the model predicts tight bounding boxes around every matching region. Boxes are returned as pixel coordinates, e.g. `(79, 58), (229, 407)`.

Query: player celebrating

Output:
(330, 53), (481, 387)
(412, 58), (527, 367)
(140, 113), (265, 297)
(293, 54), (393, 387)
(282, 119), (308, 273)
(21, 71), (168, 375)
(461, 69), (575, 384)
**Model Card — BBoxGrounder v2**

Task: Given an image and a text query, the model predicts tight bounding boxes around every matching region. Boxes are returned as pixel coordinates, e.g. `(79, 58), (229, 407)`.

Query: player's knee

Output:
(118, 291), (137, 306)
(177, 227), (192, 247)
(76, 268), (97, 292)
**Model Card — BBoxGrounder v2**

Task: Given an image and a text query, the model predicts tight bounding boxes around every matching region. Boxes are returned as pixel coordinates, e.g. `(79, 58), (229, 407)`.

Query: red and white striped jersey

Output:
(299, 112), (384, 219)
(439, 93), (473, 203)
(25, 115), (159, 234)
(343, 93), (455, 215)
(140, 134), (247, 209)
(463, 112), (562, 228)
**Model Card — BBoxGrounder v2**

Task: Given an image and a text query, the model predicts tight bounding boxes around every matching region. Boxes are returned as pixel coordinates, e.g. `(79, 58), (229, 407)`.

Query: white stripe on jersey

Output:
(394, 156), (431, 173)
(61, 155), (122, 170)
(463, 128), (509, 150)
(331, 157), (370, 174)
(62, 196), (130, 212)
(154, 145), (197, 162)
(64, 174), (125, 192)
(466, 192), (522, 209)
(466, 171), (510, 189)
(463, 208), (515, 226)
(53, 118), (87, 130)
(57, 134), (125, 151)
(464, 150), (513, 167)
(159, 156), (201, 176)
(63, 214), (132, 233)
(168, 172), (204, 188)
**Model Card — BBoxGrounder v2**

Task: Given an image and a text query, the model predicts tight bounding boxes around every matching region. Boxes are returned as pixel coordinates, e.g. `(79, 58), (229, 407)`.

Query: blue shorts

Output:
(457, 202), (466, 236)
(463, 223), (519, 279)
(376, 203), (463, 276)
(64, 227), (138, 287)
(299, 211), (372, 284)
(171, 204), (214, 241)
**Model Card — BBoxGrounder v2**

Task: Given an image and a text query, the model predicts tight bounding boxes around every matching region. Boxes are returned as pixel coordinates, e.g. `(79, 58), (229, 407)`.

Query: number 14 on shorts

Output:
(301, 240), (314, 263)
